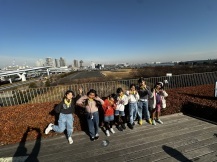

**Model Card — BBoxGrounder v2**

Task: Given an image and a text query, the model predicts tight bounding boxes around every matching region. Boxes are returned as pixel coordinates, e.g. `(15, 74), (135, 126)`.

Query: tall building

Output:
(55, 59), (60, 67)
(74, 59), (78, 68)
(45, 57), (54, 67)
(79, 60), (83, 68)
(59, 57), (66, 67)
(91, 61), (95, 69)
(35, 59), (44, 67)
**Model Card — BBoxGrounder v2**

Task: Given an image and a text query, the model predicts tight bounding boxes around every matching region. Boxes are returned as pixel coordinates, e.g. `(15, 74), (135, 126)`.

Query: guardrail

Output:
(0, 71), (216, 107)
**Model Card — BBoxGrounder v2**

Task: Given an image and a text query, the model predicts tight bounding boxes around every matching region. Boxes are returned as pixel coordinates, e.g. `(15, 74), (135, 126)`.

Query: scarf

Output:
(64, 99), (72, 108)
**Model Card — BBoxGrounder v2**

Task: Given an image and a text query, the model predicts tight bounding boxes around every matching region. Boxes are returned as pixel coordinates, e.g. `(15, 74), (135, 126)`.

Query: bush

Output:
(29, 82), (38, 88)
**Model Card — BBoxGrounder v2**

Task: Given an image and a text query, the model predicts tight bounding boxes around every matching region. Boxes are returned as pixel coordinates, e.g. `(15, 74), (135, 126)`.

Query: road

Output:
(57, 71), (105, 84)
(0, 71), (105, 91)
(67, 71), (104, 79)
(0, 79), (37, 91)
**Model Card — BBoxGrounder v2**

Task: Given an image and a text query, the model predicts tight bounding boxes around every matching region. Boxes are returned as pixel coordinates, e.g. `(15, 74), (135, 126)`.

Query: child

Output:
(76, 89), (104, 141)
(126, 84), (140, 129)
(137, 77), (152, 125)
(149, 82), (168, 125)
(115, 87), (128, 131)
(102, 94), (117, 136)
(45, 90), (76, 144)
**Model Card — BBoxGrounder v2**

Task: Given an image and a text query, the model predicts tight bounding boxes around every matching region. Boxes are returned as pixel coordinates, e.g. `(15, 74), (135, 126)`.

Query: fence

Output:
(0, 71), (217, 107)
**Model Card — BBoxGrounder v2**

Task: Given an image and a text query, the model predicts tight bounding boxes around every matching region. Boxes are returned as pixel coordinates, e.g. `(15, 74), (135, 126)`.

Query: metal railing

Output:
(0, 71), (216, 107)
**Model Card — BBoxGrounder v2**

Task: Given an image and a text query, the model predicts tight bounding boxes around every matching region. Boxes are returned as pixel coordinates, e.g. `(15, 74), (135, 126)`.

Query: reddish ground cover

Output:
(0, 84), (216, 146)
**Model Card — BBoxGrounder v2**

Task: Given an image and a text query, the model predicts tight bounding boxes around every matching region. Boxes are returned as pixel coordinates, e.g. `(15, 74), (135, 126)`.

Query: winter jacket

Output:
(76, 95), (104, 113)
(116, 94), (128, 111)
(149, 90), (168, 109)
(125, 90), (140, 103)
(102, 99), (116, 116)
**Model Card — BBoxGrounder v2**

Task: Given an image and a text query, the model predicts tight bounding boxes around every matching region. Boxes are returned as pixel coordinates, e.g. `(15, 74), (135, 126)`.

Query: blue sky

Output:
(0, 0), (217, 68)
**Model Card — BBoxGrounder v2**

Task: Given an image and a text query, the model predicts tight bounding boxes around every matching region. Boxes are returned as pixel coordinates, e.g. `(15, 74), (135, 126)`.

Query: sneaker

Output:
(45, 123), (53, 134)
(156, 119), (163, 124)
(110, 128), (115, 134)
(121, 124), (126, 129)
(128, 123), (134, 130)
(139, 119), (143, 125)
(68, 137), (73, 144)
(95, 133), (99, 140)
(148, 119), (152, 125)
(152, 120), (156, 126)
(117, 125), (123, 131)
(106, 130), (110, 136)
(90, 137), (95, 141)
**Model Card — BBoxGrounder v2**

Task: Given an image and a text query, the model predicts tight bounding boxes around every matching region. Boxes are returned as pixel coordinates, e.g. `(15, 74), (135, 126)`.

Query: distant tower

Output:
(12, 59), (15, 67)
(74, 59), (78, 68)
(79, 60), (83, 68)
(55, 59), (60, 67)
(59, 57), (66, 67)
(45, 57), (54, 67)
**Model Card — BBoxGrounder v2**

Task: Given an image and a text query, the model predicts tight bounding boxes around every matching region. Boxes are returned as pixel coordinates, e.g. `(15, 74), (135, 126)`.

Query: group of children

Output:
(45, 77), (168, 144)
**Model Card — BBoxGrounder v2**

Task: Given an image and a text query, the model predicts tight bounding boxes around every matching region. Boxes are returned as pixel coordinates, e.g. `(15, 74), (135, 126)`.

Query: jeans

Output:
(104, 115), (114, 122)
(86, 111), (99, 138)
(115, 110), (125, 116)
(138, 100), (150, 120)
(129, 102), (138, 124)
(52, 113), (74, 138)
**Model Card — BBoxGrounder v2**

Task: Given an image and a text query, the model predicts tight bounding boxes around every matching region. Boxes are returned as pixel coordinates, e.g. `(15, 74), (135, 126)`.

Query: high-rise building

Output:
(91, 61), (95, 69)
(55, 59), (60, 67)
(79, 60), (83, 68)
(74, 59), (78, 67)
(45, 57), (53, 67)
(36, 59), (44, 67)
(59, 57), (66, 67)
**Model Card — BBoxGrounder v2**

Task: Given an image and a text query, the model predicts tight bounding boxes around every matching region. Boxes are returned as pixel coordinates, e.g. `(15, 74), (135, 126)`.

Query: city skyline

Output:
(0, 0), (217, 68)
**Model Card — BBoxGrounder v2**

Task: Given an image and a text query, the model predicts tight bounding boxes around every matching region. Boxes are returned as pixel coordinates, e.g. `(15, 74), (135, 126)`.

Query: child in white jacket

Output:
(149, 82), (168, 125)
(126, 84), (139, 129)
(115, 87), (128, 131)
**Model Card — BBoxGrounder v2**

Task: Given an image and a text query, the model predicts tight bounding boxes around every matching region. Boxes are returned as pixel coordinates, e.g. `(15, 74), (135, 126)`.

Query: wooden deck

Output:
(1, 113), (217, 162)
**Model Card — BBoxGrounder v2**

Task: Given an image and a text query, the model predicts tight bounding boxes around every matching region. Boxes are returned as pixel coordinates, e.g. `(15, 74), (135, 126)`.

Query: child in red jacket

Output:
(102, 94), (117, 136)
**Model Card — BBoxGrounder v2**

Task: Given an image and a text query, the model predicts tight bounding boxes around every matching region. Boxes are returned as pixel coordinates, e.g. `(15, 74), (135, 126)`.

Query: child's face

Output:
(131, 86), (136, 91)
(110, 97), (115, 102)
(156, 84), (162, 90)
(140, 81), (145, 86)
(118, 91), (124, 96)
(66, 93), (73, 100)
(88, 92), (96, 99)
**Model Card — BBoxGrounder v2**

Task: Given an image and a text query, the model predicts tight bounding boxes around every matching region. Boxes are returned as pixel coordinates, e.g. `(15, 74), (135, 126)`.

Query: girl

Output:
(137, 77), (152, 125)
(115, 87), (128, 131)
(126, 84), (140, 129)
(149, 82), (168, 125)
(76, 89), (104, 141)
(45, 90), (76, 144)
(102, 94), (117, 136)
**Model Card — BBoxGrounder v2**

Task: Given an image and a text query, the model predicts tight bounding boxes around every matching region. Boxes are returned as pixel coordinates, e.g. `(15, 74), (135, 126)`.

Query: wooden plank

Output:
(94, 128), (216, 162)
(190, 151), (217, 162)
(39, 123), (216, 162)
(125, 140), (217, 162)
